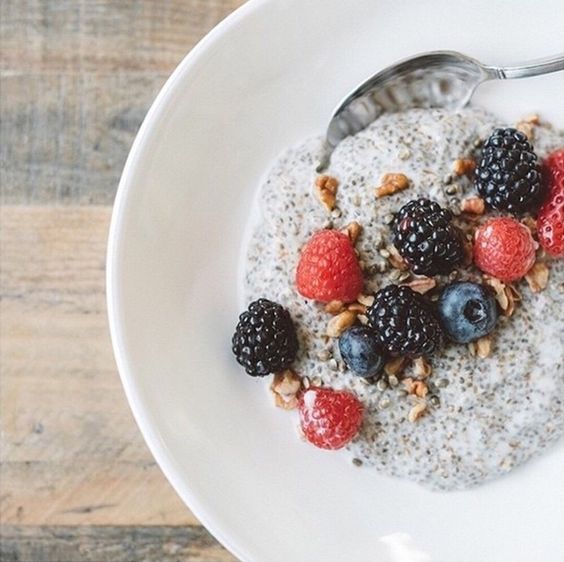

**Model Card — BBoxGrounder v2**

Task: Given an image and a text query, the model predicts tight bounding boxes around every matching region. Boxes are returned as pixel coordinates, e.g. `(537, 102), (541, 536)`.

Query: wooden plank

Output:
(0, 206), (197, 525)
(0, 526), (237, 562)
(0, 0), (245, 74)
(0, 0), (246, 205)
(0, 73), (165, 205)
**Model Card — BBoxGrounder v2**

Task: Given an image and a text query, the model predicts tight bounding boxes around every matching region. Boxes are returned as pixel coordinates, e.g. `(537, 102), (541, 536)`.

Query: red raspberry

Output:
(473, 217), (536, 282)
(298, 387), (363, 450)
(537, 149), (564, 257)
(296, 230), (363, 303)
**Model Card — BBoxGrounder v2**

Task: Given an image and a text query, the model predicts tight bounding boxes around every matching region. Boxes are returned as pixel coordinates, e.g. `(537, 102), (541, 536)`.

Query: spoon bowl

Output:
(318, 50), (564, 170)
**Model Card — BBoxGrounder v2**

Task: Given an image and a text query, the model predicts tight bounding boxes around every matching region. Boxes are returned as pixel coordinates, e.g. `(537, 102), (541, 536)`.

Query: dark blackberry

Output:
(391, 198), (464, 276)
(366, 285), (443, 357)
(474, 127), (542, 213)
(232, 298), (298, 377)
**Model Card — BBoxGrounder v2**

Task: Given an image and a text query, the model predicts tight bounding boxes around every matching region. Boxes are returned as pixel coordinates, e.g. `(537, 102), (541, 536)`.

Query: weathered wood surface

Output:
(1, 1), (246, 560)
(0, 0), (245, 205)
(0, 526), (237, 562)
(0, 207), (198, 526)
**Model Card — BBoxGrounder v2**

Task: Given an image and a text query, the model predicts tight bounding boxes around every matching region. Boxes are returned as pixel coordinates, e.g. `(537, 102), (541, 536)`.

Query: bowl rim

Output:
(106, 1), (268, 559)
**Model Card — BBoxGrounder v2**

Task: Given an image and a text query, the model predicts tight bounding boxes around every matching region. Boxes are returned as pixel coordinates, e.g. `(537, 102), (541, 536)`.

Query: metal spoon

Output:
(317, 51), (564, 171)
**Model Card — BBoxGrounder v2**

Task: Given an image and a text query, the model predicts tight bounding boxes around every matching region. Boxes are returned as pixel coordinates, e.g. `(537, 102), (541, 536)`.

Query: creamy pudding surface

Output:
(243, 107), (564, 490)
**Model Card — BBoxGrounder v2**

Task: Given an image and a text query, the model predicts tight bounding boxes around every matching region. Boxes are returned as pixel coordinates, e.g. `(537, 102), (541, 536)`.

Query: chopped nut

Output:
(525, 262), (549, 293)
(357, 314), (369, 325)
(387, 244), (409, 270)
(460, 197), (485, 215)
(341, 221), (362, 245)
(270, 369), (302, 410)
(469, 336), (492, 358)
(484, 276), (520, 317)
(375, 173), (410, 198)
(463, 238), (473, 267)
(326, 310), (357, 337)
(403, 377), (429, 397)
(348, 302), (367, 314)
(315, 175), (338, 212)
(452, 158), (475, 177)
(384, 357), (407, 377)
(521, 216), (537, 236)
(403, 276), (436, 295)
(408, 401), (428, 423)
(357, 293), (375, 307)
(413, 356), (432, 378)
(516, 114), (540, 141)
(522, 113), (540, 125)
(324, 300), (345, 314)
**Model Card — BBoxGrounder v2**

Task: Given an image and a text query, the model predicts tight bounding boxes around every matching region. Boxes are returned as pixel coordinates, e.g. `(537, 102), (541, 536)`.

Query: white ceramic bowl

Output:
(107, 1), (564, 560)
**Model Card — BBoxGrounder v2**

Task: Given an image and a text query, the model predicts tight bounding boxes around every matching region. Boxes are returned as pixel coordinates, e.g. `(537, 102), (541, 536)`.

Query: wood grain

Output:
(0, 526), (237, 562)
(0, 206), (196, 526)
(0, 0), (246, 205)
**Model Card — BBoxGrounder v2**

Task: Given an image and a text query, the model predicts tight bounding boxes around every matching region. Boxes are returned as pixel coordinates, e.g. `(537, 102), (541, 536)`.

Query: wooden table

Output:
(0, 2), (245, 560)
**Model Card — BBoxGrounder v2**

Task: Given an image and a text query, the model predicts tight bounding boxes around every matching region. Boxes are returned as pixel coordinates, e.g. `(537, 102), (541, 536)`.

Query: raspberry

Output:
(296, 230), (363, 303)
(299, 387), (363, 450)
(537, 149), (564, 257)
(473, 217), (537, 282)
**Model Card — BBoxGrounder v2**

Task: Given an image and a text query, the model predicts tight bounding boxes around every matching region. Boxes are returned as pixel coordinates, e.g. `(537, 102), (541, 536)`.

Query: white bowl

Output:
(107, 1), (564, 560)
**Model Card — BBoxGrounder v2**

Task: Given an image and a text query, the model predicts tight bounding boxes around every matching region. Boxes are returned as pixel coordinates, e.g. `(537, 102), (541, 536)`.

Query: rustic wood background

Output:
(0, 1), (246, 560)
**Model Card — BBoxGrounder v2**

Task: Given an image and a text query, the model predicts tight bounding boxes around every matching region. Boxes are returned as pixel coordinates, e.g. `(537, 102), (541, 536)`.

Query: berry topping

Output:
(366, 285), (443, 358)
(338, 326), (386, 378)
(391, 198), (464, 276)
(474, 127), (542, 214)
(537, 148), (564, 257)
(437, 282), (498, 344)
(296, 229), (363, 303)
(232, 298), (298, 377)
(299, 387), (363, 450)
(473, 217), (536, 282)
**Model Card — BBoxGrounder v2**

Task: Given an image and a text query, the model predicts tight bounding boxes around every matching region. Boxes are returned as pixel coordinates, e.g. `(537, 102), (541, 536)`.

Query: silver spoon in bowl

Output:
(317, 51), (564, 172)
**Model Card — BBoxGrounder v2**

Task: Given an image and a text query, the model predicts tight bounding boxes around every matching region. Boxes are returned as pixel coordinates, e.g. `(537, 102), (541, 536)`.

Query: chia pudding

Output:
(241, 107), (564, 491)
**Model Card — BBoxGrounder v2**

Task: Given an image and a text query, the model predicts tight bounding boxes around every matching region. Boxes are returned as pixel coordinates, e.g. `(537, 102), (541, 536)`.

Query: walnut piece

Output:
(357, 293), (375, 307)
(326, 310), (357, 337)
(469, 336), (492, 358)
(384, 357), (407, 377)
(521, 216), (537, 236)
(408, 401), (428, 423)
(375, 173), (410, 198)
(403, 276), (436, 295)
(341, 221), (362, 245)
(413, 356), (432, 378)
(270, 369), (302, 410)
(324, 300), (345, 315)
(484, 276), (521, 317)
(347, 302), (367, 314)
(525, 262), (549, 293)
(460, 197), (485, 215)
(452, 158), (476, 177)
(315, 175), (338, 212)
(403, 377), (429, 397)
(387, 244), (409, 271)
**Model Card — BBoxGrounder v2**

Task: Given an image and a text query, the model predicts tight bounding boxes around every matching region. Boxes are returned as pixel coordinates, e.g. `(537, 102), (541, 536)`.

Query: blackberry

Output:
(232, 298), (298, 377)
(391, 198), (464, 276)
(366, 285), (443, 357)
(474, 127), (542, 213)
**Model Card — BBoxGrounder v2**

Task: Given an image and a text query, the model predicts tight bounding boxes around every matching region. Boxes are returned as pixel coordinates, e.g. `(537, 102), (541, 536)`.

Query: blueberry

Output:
(437, 282), (498, 344)
(338, 325), (386, 377)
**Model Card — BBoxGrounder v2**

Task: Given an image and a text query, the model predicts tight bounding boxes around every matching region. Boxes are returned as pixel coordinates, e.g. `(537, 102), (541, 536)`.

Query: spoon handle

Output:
(489, 53), (564, 80)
